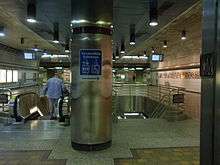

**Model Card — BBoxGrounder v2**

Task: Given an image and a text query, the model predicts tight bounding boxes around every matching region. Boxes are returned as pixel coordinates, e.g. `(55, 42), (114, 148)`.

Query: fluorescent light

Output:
(55, 67), (63, 70)
(65, 50), (70, 53)
(96, 20), (111, 25)
(41, 54), (51, 58)
(41, 54), (69, 58)
(124, 113), (140, 116)
(139, 56), (148, 59)
(149, 21), (158, 27)
(27, 18), (37, 23)
(129, 68), (135, 71)
(122, 56), (148, 59)
(71, 19), (88, 24)
(120, 51), (125, 54)
(136, 67), (144, 70)
(53, 40), (59, 43)
(82, 37), (89, 41)
(124, 68), (129, 70)
(130, 42), (135, 45)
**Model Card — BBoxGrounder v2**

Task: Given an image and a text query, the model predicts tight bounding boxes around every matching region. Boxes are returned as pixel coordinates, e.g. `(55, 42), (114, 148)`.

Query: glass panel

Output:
(13, 70), (18, 82)
(7, 70), (12, 83)
(0, 69), (6, 83)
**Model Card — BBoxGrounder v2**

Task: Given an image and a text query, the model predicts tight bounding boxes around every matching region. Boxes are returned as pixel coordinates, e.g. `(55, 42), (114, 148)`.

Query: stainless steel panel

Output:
(71, 0), (112, 24)
(214, 0), (220, 164)
(70, 33), (112, 145)
(201, 0), (218, 164)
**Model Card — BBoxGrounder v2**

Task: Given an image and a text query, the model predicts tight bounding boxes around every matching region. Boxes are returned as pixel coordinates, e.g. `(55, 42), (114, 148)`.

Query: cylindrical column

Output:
(70, 0), (112, 151)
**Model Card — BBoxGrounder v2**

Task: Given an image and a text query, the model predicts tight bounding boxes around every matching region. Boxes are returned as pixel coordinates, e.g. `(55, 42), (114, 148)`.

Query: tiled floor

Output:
(0, 150), (66, 165)
(115, 147), (199, 165)
(0, 119), (200, 165)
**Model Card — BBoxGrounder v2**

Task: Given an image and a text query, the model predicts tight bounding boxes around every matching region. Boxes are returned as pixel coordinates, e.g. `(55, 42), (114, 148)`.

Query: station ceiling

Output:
(0, 0), (201, 57)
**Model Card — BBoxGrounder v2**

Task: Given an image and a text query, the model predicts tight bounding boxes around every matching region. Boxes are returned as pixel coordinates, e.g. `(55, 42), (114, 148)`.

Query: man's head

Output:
(54, 72), (59, 77)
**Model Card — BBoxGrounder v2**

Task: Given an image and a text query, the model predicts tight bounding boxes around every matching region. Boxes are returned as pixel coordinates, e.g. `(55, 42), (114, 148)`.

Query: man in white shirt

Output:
(43, 72), (64, 120)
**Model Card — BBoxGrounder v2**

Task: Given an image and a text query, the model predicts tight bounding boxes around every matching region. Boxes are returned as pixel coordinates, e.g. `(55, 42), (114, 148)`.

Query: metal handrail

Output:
(112, 83), (185, 119)
(150, 95), (170, 118)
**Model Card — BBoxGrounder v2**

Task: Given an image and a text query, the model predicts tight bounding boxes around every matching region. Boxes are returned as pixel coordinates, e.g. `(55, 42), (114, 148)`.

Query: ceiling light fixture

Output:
(151, 47), (155, 53)
(130, 24), (136, 45)
(181, 30), (187, 40)
(120, 40), (125, 54)
(65, 38), (70, 53)
(163, 40), (168, 48)
(71, 19), (88, 24)
(149, 0), (158, 27)
(33, 45), (39, 52)
(21, 37), (25, 44)
(27, 1), (37, 23)
(116, 46), (120, 58)
(0, 26), (5, 37)
(43, 49), (47, 55)
(53, 22), (59, 43)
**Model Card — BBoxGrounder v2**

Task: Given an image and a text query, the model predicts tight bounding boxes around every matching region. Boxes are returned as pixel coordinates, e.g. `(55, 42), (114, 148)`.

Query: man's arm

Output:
(43, 82), (48, 96)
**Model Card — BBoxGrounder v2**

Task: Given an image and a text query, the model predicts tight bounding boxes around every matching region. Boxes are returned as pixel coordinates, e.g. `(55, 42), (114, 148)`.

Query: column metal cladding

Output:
(70, 0), (113, 151)
(201, 0), (220, 164)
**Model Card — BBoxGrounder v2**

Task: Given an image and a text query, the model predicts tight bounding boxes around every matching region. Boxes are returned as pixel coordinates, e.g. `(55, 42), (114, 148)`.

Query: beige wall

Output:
(150, 4), (202, 120)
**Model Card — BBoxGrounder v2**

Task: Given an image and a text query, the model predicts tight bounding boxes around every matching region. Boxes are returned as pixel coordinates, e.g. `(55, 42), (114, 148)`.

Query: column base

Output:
(71, 141), (112, 151)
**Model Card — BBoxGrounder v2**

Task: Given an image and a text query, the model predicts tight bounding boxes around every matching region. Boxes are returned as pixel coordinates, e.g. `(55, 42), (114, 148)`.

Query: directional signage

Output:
(80, 49), (102, 80)
(0, 94), (8, 104)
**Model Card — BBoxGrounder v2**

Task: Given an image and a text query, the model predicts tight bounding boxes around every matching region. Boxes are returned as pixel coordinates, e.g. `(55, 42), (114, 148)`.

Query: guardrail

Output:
(112, 83), (185, 119)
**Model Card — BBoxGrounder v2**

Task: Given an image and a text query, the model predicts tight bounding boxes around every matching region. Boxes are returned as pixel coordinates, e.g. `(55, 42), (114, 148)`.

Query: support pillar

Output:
(70, 0), (113, 151)
(201, 0), (220, 164)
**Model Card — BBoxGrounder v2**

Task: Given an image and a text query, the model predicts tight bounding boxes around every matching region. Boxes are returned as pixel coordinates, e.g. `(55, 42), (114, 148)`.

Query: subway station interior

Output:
(0, 0), (219, 164)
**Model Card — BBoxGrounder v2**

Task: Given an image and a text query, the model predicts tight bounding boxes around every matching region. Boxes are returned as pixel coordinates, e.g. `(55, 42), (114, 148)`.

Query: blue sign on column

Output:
(80, 49), (102, 80)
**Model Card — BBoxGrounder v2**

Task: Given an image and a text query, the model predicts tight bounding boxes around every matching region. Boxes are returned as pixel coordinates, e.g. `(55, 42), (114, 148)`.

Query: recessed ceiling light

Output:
(27, 18), (37, 23)
(0, 26), (5, 37)
(53, 40), (59, 44)
(130, 42), (135, 45)
(149, 0), (159, 27)
(149, 21), (158, 27)
(163, 40), (168, 48)
(27, 2), (37, 23)
(181, 30), (187, 40)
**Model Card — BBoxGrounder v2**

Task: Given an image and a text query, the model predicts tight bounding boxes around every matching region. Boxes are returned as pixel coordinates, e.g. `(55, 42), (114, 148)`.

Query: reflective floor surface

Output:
(0, 119), (200, 165)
